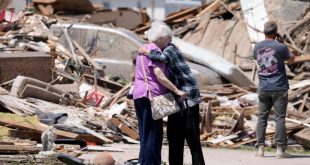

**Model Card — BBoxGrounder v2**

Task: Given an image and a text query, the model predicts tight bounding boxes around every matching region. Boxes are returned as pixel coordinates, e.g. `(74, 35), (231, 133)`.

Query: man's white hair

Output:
(147, 21), (173, 42)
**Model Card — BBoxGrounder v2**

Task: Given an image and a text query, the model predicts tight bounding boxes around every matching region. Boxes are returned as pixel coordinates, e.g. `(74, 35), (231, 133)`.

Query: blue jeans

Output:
(256, 90), (288, 148)
(134, 97), (163, 165)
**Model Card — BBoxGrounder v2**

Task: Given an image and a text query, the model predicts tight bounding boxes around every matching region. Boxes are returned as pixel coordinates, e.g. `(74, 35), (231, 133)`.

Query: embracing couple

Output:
(132, 21), (205, 165)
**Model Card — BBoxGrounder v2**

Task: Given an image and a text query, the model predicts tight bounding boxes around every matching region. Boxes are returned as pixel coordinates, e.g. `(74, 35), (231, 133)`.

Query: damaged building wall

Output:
(0, 52), (54, 83)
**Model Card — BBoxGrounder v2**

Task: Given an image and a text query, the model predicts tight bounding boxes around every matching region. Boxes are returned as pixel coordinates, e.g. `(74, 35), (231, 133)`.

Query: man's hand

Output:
(175, 90), (187, 100)
(138, 47), (150, 56)
(275, 33), (284, 43)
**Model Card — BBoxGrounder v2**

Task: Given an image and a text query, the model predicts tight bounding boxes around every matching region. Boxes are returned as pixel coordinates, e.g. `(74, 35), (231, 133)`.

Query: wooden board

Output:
(110, 116), (139, 140)
(294, 128), (310, 149)
(0, 145), (39, 154)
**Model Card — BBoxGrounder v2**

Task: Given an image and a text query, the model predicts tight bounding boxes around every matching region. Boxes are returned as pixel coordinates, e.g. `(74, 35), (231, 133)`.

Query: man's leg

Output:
(272, 91), (288, 149)
(256, 91), (273, 146)
(167, 111), (185, 165)
(185, 105), (205, 165)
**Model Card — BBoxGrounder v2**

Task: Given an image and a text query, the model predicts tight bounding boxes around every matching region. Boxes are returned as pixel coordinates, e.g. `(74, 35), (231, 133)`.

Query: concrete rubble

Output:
(0, 0), (309, 164)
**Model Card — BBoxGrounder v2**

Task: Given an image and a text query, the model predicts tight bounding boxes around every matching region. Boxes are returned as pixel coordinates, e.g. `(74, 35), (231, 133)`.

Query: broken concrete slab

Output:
(10, 76), (63, 104)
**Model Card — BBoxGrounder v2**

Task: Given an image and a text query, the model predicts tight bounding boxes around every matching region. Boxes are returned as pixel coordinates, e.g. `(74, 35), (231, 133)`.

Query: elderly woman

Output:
(138, 22), (205, 165)
(133, 23), (186, 165)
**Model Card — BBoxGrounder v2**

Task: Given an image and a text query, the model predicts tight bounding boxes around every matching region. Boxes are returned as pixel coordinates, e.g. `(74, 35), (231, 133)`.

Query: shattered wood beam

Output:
(109, 82), (133, 108)
(286, 118), (310, 128)
(196, 0), (221, 17)
(287, 109), (310, 119)
(298, 93), (308, 113)
(290, 55), (310, 64)
(72, 123), (113, 144)
(289, 86), (310, 101)
(110, 116), (139, 140)
(210, 134), (238, 144)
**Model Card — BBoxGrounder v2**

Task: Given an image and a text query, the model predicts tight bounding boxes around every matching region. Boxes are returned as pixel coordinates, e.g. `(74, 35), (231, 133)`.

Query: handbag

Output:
(140, 56), (180, 120)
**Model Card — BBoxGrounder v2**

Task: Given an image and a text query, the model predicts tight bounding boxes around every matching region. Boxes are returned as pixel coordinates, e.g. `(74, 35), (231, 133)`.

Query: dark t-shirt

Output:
(254, 40), (291, 91)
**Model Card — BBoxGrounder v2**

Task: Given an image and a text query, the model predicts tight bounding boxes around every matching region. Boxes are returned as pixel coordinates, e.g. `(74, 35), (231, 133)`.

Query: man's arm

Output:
(153, 66), (187, 100)
(137, 47), (170, 64)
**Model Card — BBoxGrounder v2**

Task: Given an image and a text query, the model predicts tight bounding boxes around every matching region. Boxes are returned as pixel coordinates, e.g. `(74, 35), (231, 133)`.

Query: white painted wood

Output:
(240, 0), (269, 46)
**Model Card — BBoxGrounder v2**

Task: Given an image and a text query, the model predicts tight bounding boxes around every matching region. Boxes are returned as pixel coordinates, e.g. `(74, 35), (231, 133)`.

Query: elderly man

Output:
(138, 22), (205, 165)
(254, 21), (295, 158)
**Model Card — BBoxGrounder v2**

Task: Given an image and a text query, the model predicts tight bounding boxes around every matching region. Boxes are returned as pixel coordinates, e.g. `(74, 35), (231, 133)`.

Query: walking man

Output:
(254, 21), (295, 158)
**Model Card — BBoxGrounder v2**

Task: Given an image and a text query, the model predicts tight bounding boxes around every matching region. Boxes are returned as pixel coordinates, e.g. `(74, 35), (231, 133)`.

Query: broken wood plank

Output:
(210, 134), (238, 144)
(298, 93), (308, 113)
(72, 123), (113, 144)
(288, 55), (310, 64)
(0, 145), (39, 154)
(286, 118), (310, 128)
(109, 82), (132, 108)
(196, 0), (221, 17)
(289, 86), (310, 101)
(110, 116), (139, 140)
(0, 117), (78, 139)
(294, 128), (310, 149)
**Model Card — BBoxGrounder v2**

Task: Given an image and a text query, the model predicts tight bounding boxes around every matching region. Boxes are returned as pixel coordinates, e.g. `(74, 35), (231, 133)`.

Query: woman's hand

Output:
(138, 47), (150, 55)
(175, 90), (187, 100)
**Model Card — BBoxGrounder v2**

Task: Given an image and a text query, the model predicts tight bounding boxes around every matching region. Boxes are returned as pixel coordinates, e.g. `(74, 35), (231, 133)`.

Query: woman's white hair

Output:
(146, 21), (173, 42)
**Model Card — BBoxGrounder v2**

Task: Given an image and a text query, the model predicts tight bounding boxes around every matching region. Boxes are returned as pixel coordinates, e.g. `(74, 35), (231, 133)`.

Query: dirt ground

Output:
(80, 143), (310, 165)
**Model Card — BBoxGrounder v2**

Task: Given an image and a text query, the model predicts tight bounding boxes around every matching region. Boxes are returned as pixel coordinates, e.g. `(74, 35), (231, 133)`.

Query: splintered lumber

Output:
(109, 82), (133, 108)
(201, 102), (213, 134)
(200, 132), (215, 141)
(288, 55), (310, 64)
(110, 116), (139, 140)
(0, 145), (39, 154)
(287, 110), (310, 119)
(226, 110), (245, 136)
(298, 93), (308, 112)
(72, 123), (113, 144)
(0, 117), (78, 139)
(210, 134), (238, 144)
(196, 0), (221, 17)
(294, 128), (310, 149)
(285, 118), (310, 128)
(289, 86), (310, 101)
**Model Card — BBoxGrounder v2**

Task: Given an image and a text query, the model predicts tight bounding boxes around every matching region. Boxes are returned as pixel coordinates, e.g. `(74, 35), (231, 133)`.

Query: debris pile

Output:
(199, 84), (310, 150)
(0, 0), (309, 163)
